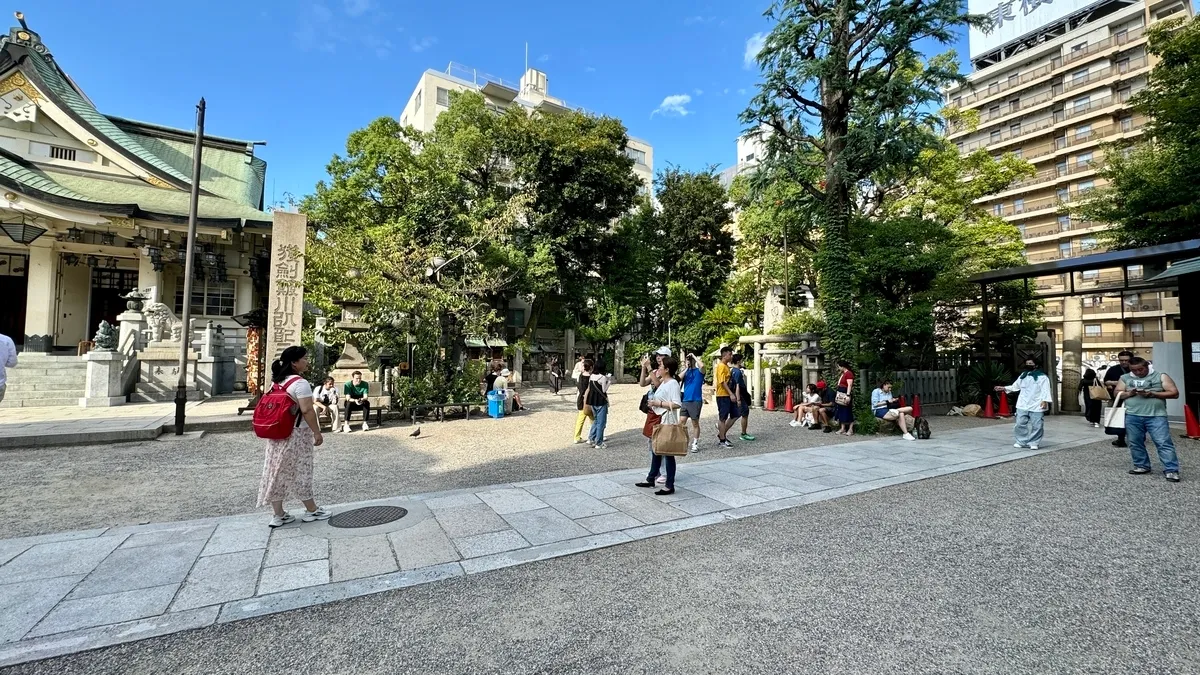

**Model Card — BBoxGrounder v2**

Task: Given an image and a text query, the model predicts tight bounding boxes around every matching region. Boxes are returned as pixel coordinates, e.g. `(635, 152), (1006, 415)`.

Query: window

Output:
(1058, 215), (1071, 230)
(955, 141), (964, 152)
(1071, 68), (1089, 84)
(1127, 264), (1144, 279)
(1124, 293), (1140, 306)
(1055, 134), (1067, 149)
(1129, 322), (1144, 336)
(1056, 161), (1068, 176)
(1075, 124), (1092, 140)
(1072, 95), (1090, 111)
(1078, 180), (1095, 193)
(174, 277), (235, 317)
(436, 87), (450, 107)
(50, 146), (76, 161)
(1008, 73), (1019, 86)
(505, 308), (525, 328)
(1014, 198), (1025, 213)
(993, 203), (1003, 216)
(1120, 116), (1133, 131)
(743, 153), (755, 163)
(1082, 270), (1100, 280)
(1011, 148), (1022, 159)
(1007, 123), (1019, 136)
(1082, 296), (1099, 307)
(1017, 224), (1027, 237)
(1155, 5), (1183, 20)
(1080, 236), (1098, 250)
(1115, 28), (1128, 42)
(952, 97), (961, 107)
(1117, 86), (1132, 102)
(1085, 324), (1102, 337)
(1057, 187), (1069, 201)
(1076, 151), (1093, 167)
(1009, 99), (1019, 113)
(1116, 57), (1130, 73)
(988, 105), (1001, 118)
(990, 130), (1001, 143)
(414, 89), (422, 113)
(625, 147), (647, 165)
(1071, 42), (1088, 53)
(29, 142), (96, 164)
(1060, 242), (1073, 258)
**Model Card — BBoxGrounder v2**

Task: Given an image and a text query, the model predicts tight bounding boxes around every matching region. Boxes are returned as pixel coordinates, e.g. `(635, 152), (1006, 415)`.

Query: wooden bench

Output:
(317, 381), (391, 428)
(402, 400), (486, 424)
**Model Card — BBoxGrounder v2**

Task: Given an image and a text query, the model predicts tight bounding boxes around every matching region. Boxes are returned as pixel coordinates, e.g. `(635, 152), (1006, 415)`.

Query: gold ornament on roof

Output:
(107, 217), (137, 230)
(4, 192), (16, 201)
(16, 31), (28, 40)
(86, 138), (97, 146)
(0, 72), (41, 102)
(143, 175), (173, 189)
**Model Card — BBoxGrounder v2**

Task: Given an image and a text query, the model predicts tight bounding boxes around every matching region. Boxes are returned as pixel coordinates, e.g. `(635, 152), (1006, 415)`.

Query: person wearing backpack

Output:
(256, 346), (331, 528)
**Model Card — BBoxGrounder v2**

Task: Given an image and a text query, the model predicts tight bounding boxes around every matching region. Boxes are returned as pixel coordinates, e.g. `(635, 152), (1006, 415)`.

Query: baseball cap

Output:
(816, 380), (827, 389)
(655, 346), (672, 356)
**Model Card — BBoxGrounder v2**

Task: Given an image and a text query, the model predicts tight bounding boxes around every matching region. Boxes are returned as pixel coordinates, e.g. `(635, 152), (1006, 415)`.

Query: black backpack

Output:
(915, 416), (931, 440)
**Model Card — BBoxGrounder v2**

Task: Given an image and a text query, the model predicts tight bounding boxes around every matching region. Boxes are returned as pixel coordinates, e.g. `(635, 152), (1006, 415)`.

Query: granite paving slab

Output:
(0, 537), (126, 585)
(538, 489), (619, 519)
(388, 518), (461, 570)
(501, 508), (592, 546)
(433, 503), (510, 538)
(67, 539), (206, 600)
(169, 549), (264, 612)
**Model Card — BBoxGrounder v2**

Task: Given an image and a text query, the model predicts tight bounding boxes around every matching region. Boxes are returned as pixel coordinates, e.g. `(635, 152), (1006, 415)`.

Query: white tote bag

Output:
(1104, 399), (1126, 431)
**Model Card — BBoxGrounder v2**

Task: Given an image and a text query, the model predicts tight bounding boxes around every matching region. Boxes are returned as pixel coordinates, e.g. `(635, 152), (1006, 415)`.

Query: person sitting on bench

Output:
(314, 376), (340, 431)
(342, 371), (371, 432)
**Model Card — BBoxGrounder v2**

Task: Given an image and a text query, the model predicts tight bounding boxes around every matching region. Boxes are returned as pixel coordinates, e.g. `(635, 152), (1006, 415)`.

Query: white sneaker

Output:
(595, 442), (607, 449)
(789, 420), (802, 427)
(903, 433), (916, 441)
(1029, 445), (1039, 451)
(302, 507), (331, 522)
(1013, 442), (1024, 448)
(574, 439), (586, 444)
(655, 475), (667, 486)
(361, 421), (370, 431)
(342, 423), (351, 433)
(268, 513), (295, 528)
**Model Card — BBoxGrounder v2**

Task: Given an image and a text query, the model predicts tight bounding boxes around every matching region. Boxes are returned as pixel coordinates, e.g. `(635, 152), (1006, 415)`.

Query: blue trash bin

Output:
(487, 391), (505, 419)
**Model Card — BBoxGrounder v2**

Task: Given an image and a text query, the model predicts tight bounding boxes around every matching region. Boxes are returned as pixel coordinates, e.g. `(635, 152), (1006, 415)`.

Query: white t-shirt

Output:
(805, 393), (821, 404)
(283, 376), (313, 402)
(650, 378), (681, 417)
(314, 384), (338, 405)
(493, 376), (508, 392)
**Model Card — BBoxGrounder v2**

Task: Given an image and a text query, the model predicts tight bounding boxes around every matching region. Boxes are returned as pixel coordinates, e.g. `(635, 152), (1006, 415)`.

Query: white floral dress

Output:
(257, 377), (316, 506)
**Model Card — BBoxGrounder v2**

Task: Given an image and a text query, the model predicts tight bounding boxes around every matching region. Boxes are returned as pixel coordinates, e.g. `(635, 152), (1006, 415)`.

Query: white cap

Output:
(501, 368), (511, 376)
(655, 346), (672, 356)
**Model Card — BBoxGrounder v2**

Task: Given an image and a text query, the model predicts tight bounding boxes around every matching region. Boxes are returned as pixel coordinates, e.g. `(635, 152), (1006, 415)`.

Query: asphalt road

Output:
(11, 437), (1198, 675)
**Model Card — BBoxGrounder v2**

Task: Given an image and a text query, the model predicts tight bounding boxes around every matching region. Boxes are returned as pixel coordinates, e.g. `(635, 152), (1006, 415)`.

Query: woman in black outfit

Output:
(1079, 367), (1103, 427)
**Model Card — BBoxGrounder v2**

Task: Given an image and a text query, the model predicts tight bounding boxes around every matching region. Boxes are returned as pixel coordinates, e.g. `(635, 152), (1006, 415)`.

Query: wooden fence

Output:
(859, 369), (958, 407)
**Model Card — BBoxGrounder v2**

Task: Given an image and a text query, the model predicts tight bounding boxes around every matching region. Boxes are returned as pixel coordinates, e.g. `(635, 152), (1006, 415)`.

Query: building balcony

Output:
(948, 26), (1146, 110)
(957, 89), (1144, 155)
(1022, 220), (1106, 244)
(1043, 301), (1064, 319)
(1034, 274), (1066, 291)
(1083, 330), (1164, 346)
(1164, 296), (1180, 315)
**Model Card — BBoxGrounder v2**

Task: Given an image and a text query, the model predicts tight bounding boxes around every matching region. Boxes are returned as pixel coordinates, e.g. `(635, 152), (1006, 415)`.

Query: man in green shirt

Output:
(342, 371), (371, 433)
(1115, 357), (1179, 482)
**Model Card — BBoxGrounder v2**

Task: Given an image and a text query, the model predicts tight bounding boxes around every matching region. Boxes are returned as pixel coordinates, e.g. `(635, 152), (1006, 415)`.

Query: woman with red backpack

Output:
(255, 346), (331, 528)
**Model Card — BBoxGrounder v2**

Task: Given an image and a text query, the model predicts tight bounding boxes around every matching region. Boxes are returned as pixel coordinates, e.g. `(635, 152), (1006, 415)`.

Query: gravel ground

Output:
(13, 437), (1199, 675)
(0, 385), (1007, 538)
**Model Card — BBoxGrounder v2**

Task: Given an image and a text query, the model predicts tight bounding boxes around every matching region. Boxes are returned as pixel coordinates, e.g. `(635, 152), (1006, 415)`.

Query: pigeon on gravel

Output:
(410, 427), (422, 437)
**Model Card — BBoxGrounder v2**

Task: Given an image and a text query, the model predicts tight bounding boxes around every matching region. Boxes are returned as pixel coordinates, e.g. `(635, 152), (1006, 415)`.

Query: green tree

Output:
(654, 167), (736, 307)
(1075, 17), (1200, 248)
(742, 0), (981, 364)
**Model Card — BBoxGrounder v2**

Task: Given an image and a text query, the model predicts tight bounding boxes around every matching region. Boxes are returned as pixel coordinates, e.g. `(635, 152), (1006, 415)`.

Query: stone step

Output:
(0, 397), (82, 408)
(8, 366), (89, 377)
(4, 388), (88, 401)
(3, 380), (88, 392)
(130, 390), (202, 403)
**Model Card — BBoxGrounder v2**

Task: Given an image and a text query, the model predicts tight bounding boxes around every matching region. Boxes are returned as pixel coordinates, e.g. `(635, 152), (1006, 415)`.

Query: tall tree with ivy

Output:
(741, 0), (984, 364)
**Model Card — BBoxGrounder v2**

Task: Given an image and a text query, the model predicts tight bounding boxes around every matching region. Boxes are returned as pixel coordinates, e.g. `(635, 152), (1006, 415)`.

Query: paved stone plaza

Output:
(0, 418), (1112, 667)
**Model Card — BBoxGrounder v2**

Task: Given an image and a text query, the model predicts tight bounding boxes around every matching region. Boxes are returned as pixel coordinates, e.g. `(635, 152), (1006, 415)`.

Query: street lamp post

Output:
(175, 98), (205, 435)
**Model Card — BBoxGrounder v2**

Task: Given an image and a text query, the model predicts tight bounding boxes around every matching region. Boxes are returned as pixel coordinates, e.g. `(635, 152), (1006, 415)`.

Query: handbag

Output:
(1087, 383), (1110, 401)
(1104, 397), (1126, 435)
(639, 392), (651, 414)
(835, 392), (851, 406)
(652, 410), (689, 456)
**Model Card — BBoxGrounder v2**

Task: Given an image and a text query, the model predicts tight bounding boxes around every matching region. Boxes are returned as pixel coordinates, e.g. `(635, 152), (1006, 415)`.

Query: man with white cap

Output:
(493, 367), (526, 412)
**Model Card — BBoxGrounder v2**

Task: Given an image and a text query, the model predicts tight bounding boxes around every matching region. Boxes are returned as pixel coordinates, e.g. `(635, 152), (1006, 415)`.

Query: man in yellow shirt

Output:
(714, 346), (738, 448)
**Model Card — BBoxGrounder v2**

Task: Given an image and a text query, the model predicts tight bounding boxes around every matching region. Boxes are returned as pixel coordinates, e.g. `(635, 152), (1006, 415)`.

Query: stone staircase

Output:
(0, 353), (89, 408)
(131, 380), (202, 403)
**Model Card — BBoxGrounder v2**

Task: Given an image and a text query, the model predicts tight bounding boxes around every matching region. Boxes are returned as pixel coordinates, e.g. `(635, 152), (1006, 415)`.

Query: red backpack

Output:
(253, 376), (304, 439)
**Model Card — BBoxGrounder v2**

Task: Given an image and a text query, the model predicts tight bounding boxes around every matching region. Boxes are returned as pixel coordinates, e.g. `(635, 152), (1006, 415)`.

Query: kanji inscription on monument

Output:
(266, 211), (307, 363)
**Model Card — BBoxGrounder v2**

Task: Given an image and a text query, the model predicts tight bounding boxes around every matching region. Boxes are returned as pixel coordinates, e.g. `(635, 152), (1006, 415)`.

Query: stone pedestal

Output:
(1060, 300), (1083, 413)
(117, 310), (147, 353)
(134, 342), (202, 402)
(79, 350), (126, 407)
(328, 338), (371, 384)
(564, 329), (575, 363)
(614, 337), (627, 382)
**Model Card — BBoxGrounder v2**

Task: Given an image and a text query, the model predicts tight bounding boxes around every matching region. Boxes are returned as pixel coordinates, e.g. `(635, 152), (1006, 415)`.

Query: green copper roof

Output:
(0, 153), (101, 203)
(122, 131), (264, 207)
(44, 168), (272, 224)
(21, 53), (195, 187)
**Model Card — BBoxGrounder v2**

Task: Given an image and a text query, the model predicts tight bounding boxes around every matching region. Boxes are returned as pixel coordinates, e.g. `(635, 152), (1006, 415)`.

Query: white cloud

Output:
(585, 66), (597, 73)
(652, 94), (692, 117)
(343, 0), (372, 16)
(744, 32), (766, 69)
(694, 88), (704, 96)
(409, 35), (437, 52)
(293, 3), (340, 53)
(737, 88), (747, 95)
(684, 15), (716, 25)
(364, 35), (392, 59)
(722, 88), (730, 95)
(538, 53), (551, 63)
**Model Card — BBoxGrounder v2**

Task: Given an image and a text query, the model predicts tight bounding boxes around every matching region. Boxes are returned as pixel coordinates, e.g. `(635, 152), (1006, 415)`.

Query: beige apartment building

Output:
(947, 0), (1193, 364)
(398, 63), (654, 191)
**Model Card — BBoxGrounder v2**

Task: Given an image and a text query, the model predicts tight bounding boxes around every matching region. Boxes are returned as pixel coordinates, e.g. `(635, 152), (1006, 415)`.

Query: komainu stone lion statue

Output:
(143, 302), (183, 342)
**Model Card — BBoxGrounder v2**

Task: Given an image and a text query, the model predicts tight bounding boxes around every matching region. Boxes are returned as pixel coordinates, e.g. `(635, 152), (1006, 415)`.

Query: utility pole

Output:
(175, 98), (205, 435)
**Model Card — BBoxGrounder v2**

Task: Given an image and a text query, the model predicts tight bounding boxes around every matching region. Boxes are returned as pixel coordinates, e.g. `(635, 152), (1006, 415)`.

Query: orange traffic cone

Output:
(898, 395), (908, 408)
(997, 391), (1013, 418)
(784, 387), (795, 413)
(912, 394), (923, 418)
(765, 388), (776, 411)
(981, 394), (997, 419)
(1184, 403), (1200, 440)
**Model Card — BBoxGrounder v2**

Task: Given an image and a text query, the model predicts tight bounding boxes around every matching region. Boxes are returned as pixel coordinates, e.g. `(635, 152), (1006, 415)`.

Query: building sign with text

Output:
(968, 0), (1099, 58)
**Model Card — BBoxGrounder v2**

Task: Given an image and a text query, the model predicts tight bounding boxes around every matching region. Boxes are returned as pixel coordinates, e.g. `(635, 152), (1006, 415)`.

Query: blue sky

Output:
(35, 1), (971, 205)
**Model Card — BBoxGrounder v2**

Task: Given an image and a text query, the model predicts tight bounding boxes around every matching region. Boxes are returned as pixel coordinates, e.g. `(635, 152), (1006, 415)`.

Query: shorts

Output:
(717, 397), (740, 421)
(680, 400), (703, 420)
(874, 408), (900, 420)
(739, 400), (750, 418)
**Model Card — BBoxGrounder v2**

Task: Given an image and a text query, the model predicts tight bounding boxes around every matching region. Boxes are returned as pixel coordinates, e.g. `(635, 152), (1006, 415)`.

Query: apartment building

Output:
(946, 0), (1193, 363)
(398, 63), (654, 191)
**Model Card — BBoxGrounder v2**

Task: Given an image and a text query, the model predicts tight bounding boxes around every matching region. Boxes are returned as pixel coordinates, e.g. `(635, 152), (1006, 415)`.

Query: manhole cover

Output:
(328, 506), (408, 529)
